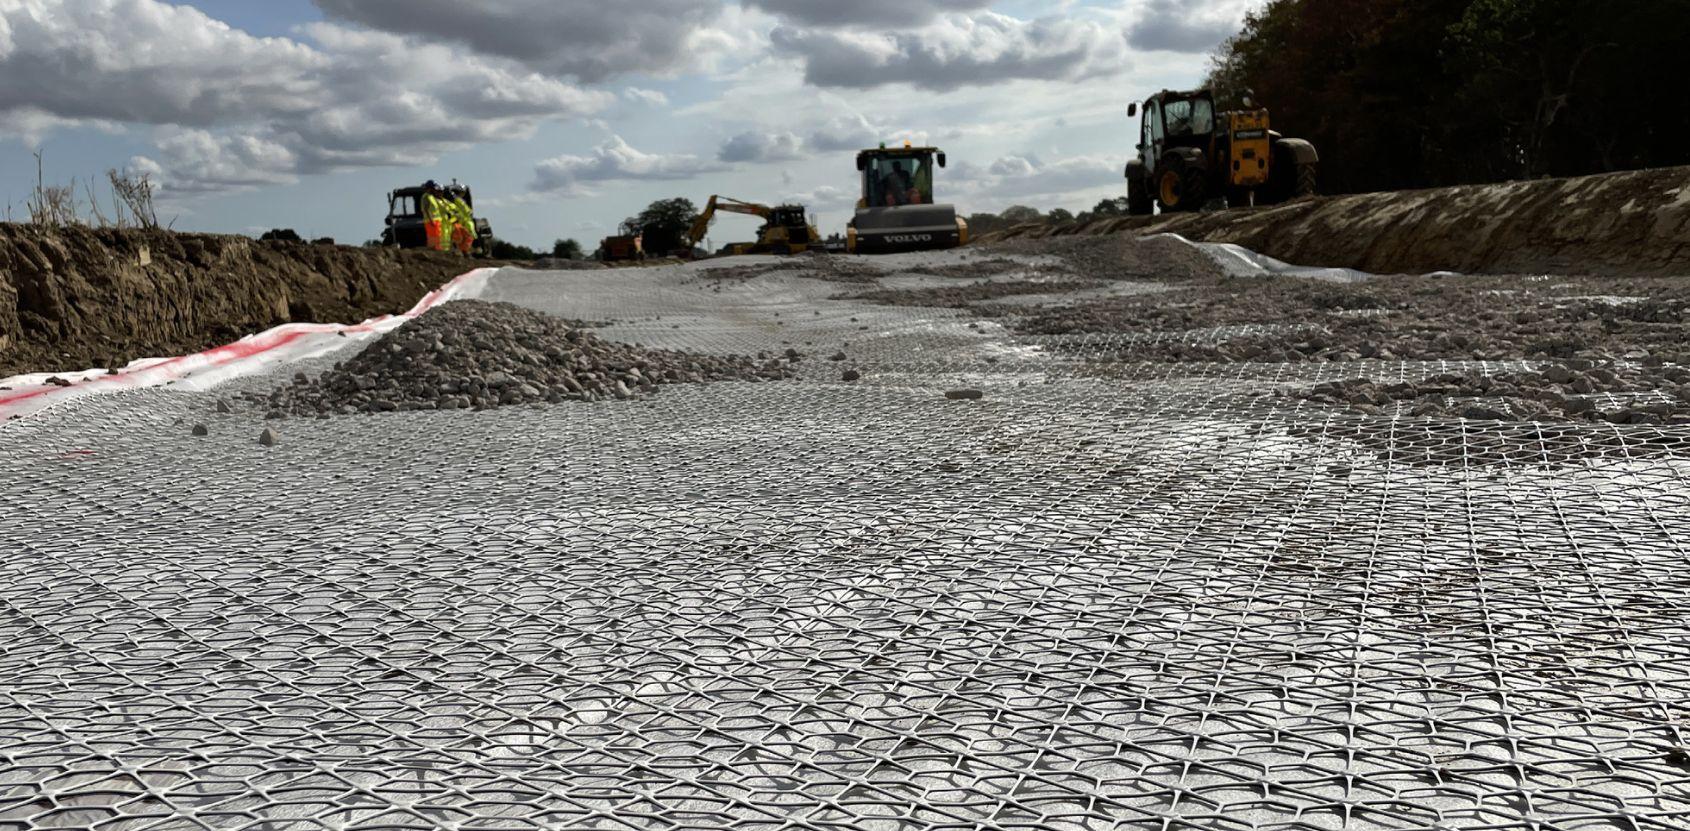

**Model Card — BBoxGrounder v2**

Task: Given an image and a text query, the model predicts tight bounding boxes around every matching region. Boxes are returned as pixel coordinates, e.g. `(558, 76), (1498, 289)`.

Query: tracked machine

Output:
(687, 196), (820, 256)
(1124, 89), (1318, 214)
(847, 143), (968, 254)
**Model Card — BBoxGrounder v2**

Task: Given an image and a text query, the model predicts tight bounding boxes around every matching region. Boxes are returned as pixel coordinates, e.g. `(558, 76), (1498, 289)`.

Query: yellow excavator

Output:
(687, 196), (821, 256)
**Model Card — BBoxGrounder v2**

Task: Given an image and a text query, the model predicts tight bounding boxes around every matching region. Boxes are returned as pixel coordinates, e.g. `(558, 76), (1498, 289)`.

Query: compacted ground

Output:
(3, 241), (1688, 831)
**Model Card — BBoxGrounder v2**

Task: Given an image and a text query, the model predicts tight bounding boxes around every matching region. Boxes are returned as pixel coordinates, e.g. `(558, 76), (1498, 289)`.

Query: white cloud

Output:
(131, 129), (298, 194)
(0, 0), (324, 128)
(808, 112), (883, 152)
(531, 136), (727, 193)
(624, 87), (670, 107)
(0, 0), (610, 193)
(782, 184), (854, 210)
(950, 152), (1123, 209)
(311, 0), (724, 82)
(770, 12), (1128, 91)
(718, 131), (807, 163)
(744, 0), (991, 28)
(1126, 0), (1243, 54)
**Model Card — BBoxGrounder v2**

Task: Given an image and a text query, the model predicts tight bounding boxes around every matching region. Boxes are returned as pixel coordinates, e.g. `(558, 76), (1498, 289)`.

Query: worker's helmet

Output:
(422, 179), (440, 191)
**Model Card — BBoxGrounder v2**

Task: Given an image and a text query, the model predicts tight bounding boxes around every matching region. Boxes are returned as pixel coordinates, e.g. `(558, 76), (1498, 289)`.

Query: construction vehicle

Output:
(381, 181), (494, 256)
(598, 221), (645, 263)
(686, 196), (820, 256)
(1124, 89), (1318, 214)
(847, 142), (968, 254)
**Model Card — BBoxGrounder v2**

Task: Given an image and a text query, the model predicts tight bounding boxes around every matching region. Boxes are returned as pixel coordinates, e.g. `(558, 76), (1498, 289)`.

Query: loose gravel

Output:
(840, 279), (1104, 308)
(985, 234), (1224, 284)
(697, 256), (883, 284)
(1015, 272), (1690, 364)
(246, 299), (791, 417)
(1290, 363), (1690, 425)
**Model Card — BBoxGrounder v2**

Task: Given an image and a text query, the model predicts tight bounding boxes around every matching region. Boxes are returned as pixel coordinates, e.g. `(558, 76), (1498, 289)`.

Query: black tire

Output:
(1295, 163), (1318, 198)
(1156, 160), (1206, 213)
(1126, 175), (1154, 216)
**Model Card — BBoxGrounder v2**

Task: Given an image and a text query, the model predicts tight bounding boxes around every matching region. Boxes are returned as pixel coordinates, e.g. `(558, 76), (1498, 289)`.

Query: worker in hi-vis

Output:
(421, 182), (451, 253)
(449, 192), (477, 255)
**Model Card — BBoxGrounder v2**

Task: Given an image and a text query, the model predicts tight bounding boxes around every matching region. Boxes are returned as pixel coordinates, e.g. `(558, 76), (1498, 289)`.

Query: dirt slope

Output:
(985, 165), (1690, 277)
(0, 224), (478, 377)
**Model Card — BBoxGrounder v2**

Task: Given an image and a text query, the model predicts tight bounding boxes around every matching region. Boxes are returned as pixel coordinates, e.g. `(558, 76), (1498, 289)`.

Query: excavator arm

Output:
(687, 196), (773, 247)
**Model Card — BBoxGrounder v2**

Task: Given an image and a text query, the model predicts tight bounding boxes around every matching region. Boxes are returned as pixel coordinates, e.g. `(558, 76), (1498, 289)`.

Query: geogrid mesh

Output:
(2, 256), (1689, 831)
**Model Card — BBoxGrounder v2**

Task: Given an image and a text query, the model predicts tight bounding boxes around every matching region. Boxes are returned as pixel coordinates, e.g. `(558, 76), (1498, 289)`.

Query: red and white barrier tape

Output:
(0, 267), (497, 424)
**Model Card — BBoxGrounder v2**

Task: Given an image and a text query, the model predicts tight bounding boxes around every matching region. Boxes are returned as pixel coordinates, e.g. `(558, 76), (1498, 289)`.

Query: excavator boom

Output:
(688, 196), (774, 248)
(687, 195), (818, 256)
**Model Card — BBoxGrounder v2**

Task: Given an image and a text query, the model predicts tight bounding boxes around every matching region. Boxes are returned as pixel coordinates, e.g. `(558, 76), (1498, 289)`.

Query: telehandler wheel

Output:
(1156, 162), (1206, 213)
(1295, 163), (1318, 198)
(1127, 175), (1154, 216)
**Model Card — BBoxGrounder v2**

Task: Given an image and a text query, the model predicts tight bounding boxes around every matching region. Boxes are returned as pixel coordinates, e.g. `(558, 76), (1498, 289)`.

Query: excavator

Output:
(687, 196), (820, 256)
(847, 142), (967, 254)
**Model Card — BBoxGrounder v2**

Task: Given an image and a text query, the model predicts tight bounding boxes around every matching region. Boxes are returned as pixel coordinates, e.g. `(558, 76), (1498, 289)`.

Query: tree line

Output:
(1206, 0), (1690, 194)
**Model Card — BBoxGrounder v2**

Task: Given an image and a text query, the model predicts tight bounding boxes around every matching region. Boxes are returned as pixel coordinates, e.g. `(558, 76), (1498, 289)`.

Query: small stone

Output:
(259, 427), (279, 447)
(784, 348), (801, 360)
(216, 399), (232, 414)
(45, 376), (72, 388)
(265, 410), (284, 420)
(191, 423), (209, 437)
(842, 369), (861, 382)
(1460, 405), (1509, 421)
(829, 352), (847, 361)
(945, 389), (985, 401)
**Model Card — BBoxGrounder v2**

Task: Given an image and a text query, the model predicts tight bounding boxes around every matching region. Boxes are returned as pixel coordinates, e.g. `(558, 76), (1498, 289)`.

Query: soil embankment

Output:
(0, 224), (479, 376)
(986, 165), (1690, 277)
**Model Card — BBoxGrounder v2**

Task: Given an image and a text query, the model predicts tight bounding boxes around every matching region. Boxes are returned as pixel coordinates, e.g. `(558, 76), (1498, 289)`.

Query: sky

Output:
(0, 0), (1260, 250)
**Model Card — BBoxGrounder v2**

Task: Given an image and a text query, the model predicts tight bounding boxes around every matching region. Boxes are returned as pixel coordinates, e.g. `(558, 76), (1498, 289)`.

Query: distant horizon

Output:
(0, 0), (1250, 248)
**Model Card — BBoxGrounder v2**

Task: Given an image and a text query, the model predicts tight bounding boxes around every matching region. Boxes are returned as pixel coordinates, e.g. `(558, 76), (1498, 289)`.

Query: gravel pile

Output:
(247, 300), (791, 416)
(1291, 363), (1690, 425)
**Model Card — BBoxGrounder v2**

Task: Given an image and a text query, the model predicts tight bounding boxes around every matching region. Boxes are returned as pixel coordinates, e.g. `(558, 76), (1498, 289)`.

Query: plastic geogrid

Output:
(1, 257), (1687, 830)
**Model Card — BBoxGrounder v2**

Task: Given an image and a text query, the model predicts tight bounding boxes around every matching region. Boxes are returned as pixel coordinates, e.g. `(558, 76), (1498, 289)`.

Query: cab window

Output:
(868, 155), (933, 206)
(1162, 98), (1214, 137)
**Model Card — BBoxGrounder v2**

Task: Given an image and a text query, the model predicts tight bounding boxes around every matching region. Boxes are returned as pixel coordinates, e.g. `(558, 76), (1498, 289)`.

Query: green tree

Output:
(1091, 197), (1131, 217)
(1046, 208), (1075, 224)
(489, 239), (540, 260)
(1206, 0), (1690, 192)
(999, 205), (1043, 225)
(964, 212), (1005, 235)
(634, 198), (700, 255)
(551, 238), (584, 259)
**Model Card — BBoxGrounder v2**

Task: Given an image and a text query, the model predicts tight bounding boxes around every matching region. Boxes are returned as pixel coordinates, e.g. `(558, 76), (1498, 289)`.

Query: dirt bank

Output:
(0, 224), (479, 377)
(985, 165), (1690, 277)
